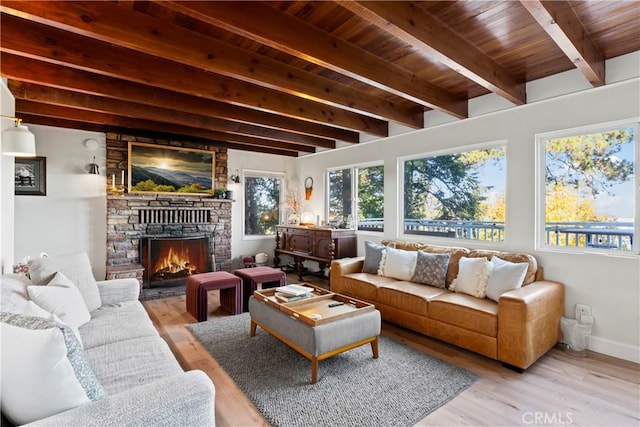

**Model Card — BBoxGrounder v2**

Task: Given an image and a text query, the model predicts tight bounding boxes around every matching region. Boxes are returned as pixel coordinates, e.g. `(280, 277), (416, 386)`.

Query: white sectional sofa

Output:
(0, 252), (215, 426)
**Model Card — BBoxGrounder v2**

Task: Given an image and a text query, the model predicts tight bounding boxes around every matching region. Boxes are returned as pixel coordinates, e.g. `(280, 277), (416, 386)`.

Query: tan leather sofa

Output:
(330, 240), (564, 371)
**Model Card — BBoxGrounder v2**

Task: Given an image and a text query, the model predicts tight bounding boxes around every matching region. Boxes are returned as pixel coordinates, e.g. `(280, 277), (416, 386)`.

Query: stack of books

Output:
(274, 284), (315, 303)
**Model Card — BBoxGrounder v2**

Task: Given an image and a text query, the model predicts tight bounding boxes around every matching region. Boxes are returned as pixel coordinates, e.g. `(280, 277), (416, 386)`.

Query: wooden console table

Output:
(274, 225), (357, 280)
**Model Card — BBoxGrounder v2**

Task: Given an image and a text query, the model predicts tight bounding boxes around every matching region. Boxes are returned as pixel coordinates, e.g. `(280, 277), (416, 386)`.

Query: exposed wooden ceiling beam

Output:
(9, 81), (326, 150)
(342, 1), (526, 106)
(520, 0), (605, 86)
(15, 101), (301, 156)
(0, 53), (358, 144)
(0, 1), (416, 131)
(159, 0), (467, 119)
(0, 12), (387, 137)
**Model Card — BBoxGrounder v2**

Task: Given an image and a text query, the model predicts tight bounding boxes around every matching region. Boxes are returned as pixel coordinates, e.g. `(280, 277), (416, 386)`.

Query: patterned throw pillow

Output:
(0, 313), (105, 425)
(411, 251), (450, 288)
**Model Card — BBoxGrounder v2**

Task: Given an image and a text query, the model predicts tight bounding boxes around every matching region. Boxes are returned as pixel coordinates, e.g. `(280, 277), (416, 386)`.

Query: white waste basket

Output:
(560, 317), (592, 357)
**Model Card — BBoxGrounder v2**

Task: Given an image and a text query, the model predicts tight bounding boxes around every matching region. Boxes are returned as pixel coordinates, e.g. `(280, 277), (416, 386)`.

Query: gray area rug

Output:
(188, 313), (478, 427)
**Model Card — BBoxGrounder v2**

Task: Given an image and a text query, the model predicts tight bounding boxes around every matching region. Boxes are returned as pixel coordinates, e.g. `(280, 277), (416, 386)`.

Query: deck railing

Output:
(355, 218), (634, 250)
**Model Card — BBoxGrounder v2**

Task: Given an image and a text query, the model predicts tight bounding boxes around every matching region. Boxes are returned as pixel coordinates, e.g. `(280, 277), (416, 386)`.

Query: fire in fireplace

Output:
(141, 236), (210, 287)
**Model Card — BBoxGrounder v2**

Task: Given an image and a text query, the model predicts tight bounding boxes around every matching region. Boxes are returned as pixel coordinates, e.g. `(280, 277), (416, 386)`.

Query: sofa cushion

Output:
(78, 301), (159, 350)
(450, 257), (492, 298)
(486, 256), (528, 302)
(383, 240), (469, 287)
(362, 241), (386, 274)
(28, 272), (92, 328)
(377, 282), (450, 316)
(468, 249), (538, 285)
(428, 293), (499, 337)
(411, 251), (450, 288)
(378, 247), (417, 281)
(28, 252), (102, 311)
(339, 273), (397, 301)
(0, 313), (105, 426)
(84, 336), (183, 395)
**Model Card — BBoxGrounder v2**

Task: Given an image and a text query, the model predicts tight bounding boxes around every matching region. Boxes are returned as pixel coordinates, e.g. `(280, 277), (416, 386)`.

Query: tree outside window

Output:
(244, 173), (283, 236)
(328, 165), (384, 231)
(402, 146), (506, 241)
(540, 123), (637, 252)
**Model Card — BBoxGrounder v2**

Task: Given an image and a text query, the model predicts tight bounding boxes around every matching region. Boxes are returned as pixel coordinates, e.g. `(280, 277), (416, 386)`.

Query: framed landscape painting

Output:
(14, 156), (46, 196)
(128, 143), (214, 195)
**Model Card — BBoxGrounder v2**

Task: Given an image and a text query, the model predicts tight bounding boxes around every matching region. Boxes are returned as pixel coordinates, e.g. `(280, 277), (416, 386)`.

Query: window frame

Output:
(242, 169), (286, 240)
(325, 161), (384, 233)
(398, 140), (508, 244)
(534, 119), (639, 256)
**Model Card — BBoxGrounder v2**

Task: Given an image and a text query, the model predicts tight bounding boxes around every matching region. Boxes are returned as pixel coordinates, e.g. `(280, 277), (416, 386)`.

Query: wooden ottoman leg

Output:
(250, 319), (257, 337)
(371, 337), (379, 359)
(311, 357), (318, 384)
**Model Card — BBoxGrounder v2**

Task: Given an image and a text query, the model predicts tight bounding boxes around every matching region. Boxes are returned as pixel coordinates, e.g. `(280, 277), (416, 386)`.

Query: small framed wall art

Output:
(14, 156), (46, 196)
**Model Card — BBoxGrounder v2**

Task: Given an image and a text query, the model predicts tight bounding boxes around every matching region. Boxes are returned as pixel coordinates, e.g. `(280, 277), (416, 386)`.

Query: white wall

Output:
(13, 126), (107, 279)
(295, 55), (640, 362)
(227, 149), (295, 268)
(0, 79), (16, 274)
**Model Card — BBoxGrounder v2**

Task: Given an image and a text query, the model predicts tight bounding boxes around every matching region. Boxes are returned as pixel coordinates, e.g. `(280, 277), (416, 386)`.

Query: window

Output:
(402, 145), (506, 241)
(537, 121), (638, 253)
(244, 171), (283, 236)
(327, 164), (384, 231)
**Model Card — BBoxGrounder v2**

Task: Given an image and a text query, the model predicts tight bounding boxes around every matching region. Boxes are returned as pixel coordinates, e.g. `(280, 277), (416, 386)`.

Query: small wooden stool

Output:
(186, 271), (242, 321)
(234, 266), (286, 312)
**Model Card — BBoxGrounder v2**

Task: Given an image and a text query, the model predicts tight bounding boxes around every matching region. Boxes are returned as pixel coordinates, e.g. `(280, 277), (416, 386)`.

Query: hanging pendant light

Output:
(1, 116), (36, 157)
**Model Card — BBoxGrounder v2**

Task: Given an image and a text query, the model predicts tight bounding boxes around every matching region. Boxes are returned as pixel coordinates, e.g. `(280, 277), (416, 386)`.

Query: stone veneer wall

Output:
(105, 133), (232, 293)
(106, 194), (232, 273)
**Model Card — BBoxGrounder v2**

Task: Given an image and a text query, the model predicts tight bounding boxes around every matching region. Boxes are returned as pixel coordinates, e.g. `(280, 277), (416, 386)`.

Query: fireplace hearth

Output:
(141, 236), (210, 288)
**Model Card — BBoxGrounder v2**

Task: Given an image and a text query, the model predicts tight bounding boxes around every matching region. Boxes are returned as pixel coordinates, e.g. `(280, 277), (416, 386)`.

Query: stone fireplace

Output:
(104, 133), (232, 298)
(106, 194), (232, 295)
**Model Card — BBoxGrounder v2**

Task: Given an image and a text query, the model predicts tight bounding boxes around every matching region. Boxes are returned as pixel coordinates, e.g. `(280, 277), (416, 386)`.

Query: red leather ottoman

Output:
(186, 271), (242, 321)
(234, 266), (286, 312)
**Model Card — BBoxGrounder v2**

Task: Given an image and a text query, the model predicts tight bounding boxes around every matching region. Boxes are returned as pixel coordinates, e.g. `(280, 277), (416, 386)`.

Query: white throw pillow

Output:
(378, 247), (418, 281)
(0, 314), (105, 426)
(22, 300), (83, 348)
(28, 252), (102, 311)
(28, 272), (91, 328)
(450, 257), (492, 298)
(485, 256), (528, 302)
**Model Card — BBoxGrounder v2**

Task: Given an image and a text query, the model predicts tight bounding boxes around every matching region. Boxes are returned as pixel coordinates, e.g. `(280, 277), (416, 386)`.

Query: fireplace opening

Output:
(141, 236), (210, 288)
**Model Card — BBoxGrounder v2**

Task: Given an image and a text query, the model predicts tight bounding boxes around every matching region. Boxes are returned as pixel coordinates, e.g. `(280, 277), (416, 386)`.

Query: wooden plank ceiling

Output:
(1, 1), (638, 157)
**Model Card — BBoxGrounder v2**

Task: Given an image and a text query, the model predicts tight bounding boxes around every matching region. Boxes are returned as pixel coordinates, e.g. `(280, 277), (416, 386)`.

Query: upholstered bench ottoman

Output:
(234, 266), (286, 312)
(248, 295), (381, 384)
(186, 271), (242, 321)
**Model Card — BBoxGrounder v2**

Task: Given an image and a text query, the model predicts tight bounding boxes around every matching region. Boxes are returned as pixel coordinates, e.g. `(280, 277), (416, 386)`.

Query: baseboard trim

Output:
(588, 336), (640, 364)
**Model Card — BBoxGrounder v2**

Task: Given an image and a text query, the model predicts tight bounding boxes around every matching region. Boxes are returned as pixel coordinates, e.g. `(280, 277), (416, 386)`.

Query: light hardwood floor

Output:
(143, 282), (639, 427)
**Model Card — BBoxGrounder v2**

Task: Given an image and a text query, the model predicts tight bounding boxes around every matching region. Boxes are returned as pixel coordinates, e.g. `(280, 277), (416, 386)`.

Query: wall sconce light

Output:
(88, 156), (100, 175)
(1, 115), (36, 157)
(230, 169), (240, 183)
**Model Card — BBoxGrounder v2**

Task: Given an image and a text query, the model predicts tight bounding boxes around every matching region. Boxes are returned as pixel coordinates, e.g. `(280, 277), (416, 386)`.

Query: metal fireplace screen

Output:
(141, 236), (210, 287)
